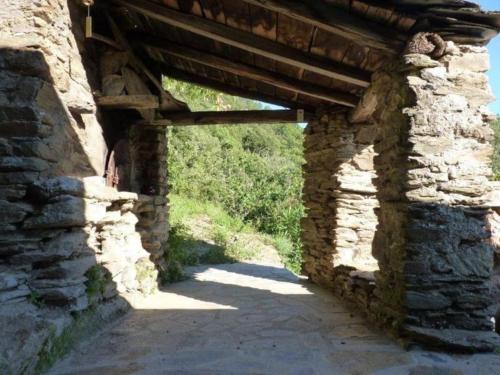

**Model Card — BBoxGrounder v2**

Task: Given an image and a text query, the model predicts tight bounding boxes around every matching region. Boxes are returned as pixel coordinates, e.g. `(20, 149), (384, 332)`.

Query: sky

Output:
(479, 0), (500, 114)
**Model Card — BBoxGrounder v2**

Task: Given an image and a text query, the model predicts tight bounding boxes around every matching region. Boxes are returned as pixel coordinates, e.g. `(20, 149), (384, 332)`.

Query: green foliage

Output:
(492, 118), (500, 180)
(271, 236), (302, 274)
(166, 195), (256, 270)
(27, 291), (44, 308)
(85, 265), (111, 305)
(34, 307), (126, 373)
(164, 79), (305, 273)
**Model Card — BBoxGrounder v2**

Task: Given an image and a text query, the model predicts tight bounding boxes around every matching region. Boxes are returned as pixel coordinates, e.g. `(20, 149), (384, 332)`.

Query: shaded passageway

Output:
(49, 261), (500, 375)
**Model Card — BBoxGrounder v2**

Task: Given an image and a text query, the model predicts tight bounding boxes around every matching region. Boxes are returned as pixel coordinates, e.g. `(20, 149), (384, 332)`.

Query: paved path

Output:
(49, 262), (500, 375)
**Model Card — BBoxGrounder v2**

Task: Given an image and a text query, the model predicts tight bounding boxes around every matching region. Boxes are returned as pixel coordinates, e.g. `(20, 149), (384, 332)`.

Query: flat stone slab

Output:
(48, 262), (500, 374)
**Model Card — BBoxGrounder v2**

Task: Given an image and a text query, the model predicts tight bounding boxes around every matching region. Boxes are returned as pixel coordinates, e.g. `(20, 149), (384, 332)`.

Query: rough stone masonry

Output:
(0, 0), (499, 373)
(0, 1), (168, 373)
(302, 43), (500, 351)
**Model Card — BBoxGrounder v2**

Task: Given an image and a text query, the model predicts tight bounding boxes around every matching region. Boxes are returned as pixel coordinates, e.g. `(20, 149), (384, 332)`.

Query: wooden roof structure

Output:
(102, 0), (500, 115)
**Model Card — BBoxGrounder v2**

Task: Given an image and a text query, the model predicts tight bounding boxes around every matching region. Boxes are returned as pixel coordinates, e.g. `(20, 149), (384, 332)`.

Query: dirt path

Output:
(49, 262), (499, 374)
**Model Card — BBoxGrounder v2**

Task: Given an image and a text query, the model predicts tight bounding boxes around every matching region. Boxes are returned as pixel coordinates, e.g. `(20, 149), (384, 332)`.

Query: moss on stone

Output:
(27, 291), (45, 308)
(84, 265), (111, 304)
(34, 302), (127, 373)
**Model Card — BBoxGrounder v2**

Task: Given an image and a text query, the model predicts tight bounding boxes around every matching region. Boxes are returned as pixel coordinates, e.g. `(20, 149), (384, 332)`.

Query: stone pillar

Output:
(129, 126), (169, 269)
(370, 45), (499, 351)
(302, 111), (378, 293)
(302, 115), (338, 286)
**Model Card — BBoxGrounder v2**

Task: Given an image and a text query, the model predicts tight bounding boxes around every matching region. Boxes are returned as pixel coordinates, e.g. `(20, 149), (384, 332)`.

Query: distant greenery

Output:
(163, 78), (305, 274)
(493, 117), (500, 180)
(167, 195), (257, 267)
(166, 195), (302, 275)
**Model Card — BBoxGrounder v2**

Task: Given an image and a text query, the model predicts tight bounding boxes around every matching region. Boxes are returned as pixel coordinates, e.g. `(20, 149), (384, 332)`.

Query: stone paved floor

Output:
(49, 262), (500, 375)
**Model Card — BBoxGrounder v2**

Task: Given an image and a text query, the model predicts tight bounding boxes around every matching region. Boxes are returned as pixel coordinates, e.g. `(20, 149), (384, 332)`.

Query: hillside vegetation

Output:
(163, 78), (305, 276)
(493, 118), (500, 180)
(162, 78), (500, 281)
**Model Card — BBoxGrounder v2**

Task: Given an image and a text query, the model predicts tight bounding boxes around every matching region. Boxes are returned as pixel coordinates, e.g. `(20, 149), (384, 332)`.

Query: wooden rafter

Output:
(112, 0), (372, 87)
(96, 95), (159, 109)
(148, 110), (313, 126)
(141, 37), (359, 108)
(159, 65), (320, 112)
(240, 0), (406, 53)
(105, 14), (189, 112)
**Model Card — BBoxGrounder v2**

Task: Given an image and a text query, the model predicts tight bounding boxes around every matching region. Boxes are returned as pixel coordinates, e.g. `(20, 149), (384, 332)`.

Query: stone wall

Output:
(301, 43), (499, 351)
(1, 0), (107, 176)
(302, 111), (378, 289)
(0, 1), (167, 372)
(369, 45), (499, 351)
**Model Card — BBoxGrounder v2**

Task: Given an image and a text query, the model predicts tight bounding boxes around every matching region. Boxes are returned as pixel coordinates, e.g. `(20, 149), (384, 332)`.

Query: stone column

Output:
(370, 44), (499, 351)
(129, 126), (169, 269)
(302, 111), (378, 294)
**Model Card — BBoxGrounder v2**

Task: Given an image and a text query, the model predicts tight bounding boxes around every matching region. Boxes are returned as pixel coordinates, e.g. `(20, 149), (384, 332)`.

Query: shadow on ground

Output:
(48, 262), (500, 375)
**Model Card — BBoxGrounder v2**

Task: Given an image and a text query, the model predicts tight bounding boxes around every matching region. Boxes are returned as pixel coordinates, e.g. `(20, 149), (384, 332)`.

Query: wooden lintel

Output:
(143, 38), (359, 108)
(96, 95), (159, 109)
(147, 110), (313, 126)
(160, 65), (319, 113)
(241, 0), (406, 53)
(112, 0), (371, 88)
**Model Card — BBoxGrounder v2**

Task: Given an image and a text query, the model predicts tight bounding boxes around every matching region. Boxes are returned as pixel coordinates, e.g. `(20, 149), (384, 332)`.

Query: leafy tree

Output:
(164, 78), (305, 270)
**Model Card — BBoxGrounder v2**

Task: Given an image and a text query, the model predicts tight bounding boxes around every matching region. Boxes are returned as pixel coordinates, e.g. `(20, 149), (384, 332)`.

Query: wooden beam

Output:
(112, 0), (371, 87)
(148, 110), (313, 126)
(160, 65), (319, 112)
(240, 0), (406, 54)
(106, 15), (189, 112)
(96, 95), (159, 109)
(89, 32), (124, 50)
(142, 37), (359, 107)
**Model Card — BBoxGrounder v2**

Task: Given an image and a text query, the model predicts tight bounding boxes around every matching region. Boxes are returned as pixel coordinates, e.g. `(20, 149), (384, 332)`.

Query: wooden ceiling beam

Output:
(241, 0), (406, 53)
(112, 0), (371, 87)
(147, 110), (313, 126)
(158, 65), (319, 113)
(96, 95), (159, 109)
(142, 37), (359, 108)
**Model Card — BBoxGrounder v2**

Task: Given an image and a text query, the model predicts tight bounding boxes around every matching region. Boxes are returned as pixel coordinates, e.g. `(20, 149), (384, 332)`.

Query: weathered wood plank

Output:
(144, 37), (358, 107)
(106, 15), (189, 112)
(96, 95), (160, 109)
(159, 65), (318, 112)
(151, 110), (313, 126)
(112, 0), (372, 87)
(240, 0), (406, 53)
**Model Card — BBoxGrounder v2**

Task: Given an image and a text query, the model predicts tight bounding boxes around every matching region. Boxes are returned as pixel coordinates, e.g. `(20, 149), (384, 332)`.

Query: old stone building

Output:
(0, 0), (499, 373)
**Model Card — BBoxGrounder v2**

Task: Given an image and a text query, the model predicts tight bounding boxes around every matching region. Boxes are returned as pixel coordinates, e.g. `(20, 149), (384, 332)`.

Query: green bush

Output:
(164, 78), (305, 272)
